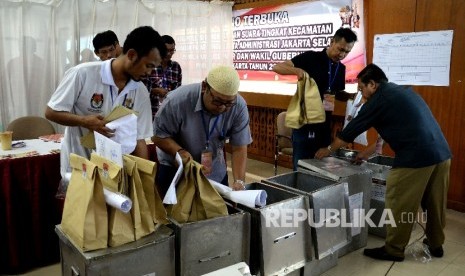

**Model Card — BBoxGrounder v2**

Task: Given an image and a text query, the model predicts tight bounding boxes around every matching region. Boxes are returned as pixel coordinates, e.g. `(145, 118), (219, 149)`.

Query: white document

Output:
(209, 179), (267, 208)
(103, 188), (132, 213)
(348, 192), (363, 237)
(94, 132), (123, 167)
(371, 183), (386, 202)
(373, 30), (453, 86)
(163, 152), (184, 204)
(344, 92), (367, 146)
(105, 113), (138, 154)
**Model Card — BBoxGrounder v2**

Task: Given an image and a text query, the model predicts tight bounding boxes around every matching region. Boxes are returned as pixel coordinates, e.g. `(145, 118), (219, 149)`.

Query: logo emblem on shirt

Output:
(90, 93), (104, 109)
(123, 97), (134, 109)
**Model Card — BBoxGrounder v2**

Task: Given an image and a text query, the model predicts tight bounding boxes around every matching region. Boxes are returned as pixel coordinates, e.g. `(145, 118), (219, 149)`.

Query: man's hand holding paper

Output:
(82, 114), (115, 137)
(105, 114), (138, 154)
(80, 106), (136, 149)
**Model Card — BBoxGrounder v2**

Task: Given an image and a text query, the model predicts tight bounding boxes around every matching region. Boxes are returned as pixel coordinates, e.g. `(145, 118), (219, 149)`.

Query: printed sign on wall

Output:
(233, 0), (366, 87)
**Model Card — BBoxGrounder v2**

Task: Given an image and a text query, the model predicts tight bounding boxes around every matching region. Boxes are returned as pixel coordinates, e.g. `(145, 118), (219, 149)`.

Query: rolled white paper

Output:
(103, 188), (132, 213)
(210, 180), (232, 195)
(209, 179), (267, 208)
(229, 190), (267, 208)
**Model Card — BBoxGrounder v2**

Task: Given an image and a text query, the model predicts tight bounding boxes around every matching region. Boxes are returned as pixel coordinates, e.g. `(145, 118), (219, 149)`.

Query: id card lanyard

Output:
(109, 86), (127, 107)
(200, 111), (223, 175)
(200, 111), (222, 150)
(323, 60), (340, 113)
(327, 60), (340, 93)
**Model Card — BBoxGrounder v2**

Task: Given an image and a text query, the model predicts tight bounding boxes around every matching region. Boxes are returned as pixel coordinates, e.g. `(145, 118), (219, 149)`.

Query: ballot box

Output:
(332, 150), (392, 237)
(263, 170), (350, 260)
(230, 182), (311, 276)
(363, 155), (394, 238)
(297, 157), (373, 257)
(301, 251), (338, 276)
(169, 204), (250, 276)
(56, 224), (175, 276)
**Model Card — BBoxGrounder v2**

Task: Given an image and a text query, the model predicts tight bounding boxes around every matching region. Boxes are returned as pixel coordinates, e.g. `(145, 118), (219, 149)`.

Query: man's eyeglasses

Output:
(167, 48), (176, 53)
(208, 88), (237, 107)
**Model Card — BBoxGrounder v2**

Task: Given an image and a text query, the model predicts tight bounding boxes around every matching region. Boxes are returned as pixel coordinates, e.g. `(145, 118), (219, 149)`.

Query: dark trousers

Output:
(291, 122), (331, 170)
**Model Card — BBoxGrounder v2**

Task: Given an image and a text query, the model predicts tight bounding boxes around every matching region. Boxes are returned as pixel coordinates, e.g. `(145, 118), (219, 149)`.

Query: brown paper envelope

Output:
(90, 152), (123, 192)
(61, 154), (108, 251)
(90, 152), (134, 246)
(80, 106), (137, 149)
(107, 208), (135, 247)
(125, 154), (168, 224)
(169, 159), (227, 223)
(168, 162), (196, 223)
(124, 155), (154, 240)
(192, 161), (228, 220)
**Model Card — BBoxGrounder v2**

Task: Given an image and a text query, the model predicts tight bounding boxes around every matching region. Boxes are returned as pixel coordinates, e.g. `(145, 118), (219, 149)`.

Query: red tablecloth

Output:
(0, 153), (63, 274)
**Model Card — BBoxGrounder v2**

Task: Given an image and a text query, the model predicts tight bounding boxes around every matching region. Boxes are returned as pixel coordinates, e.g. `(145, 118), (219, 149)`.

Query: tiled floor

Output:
(18, 157), (465, 276)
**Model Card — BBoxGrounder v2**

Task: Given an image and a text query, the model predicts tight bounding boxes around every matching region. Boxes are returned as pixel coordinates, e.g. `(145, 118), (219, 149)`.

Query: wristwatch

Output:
(327, 145), (334, 153)
(234, 179), (245, 185)
(234, 179), (246, 189)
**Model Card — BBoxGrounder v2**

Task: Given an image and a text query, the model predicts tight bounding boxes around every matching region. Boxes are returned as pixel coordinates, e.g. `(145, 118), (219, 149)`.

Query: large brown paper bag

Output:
(123, 155), (154, 240)
(169, 159), (228, 223)
(125, 154), (168, 225)
(90, 153), (134, 247)
(191, 160), (229, 220)
(61, 154), (107, 251)
(167, 164), (196, 223)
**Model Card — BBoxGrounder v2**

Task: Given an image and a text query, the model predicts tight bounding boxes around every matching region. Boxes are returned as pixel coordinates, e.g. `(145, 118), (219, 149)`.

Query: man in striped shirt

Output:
(142, 35), (182, 120)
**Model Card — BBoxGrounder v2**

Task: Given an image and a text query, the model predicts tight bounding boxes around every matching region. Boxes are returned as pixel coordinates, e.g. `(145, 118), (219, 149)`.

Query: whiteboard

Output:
(373, 30), (453, 86)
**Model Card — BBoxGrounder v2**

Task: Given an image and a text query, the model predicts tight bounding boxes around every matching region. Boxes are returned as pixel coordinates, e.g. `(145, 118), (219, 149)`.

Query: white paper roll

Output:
(103, 188), (132, 213)
(209, 179), (267, 208)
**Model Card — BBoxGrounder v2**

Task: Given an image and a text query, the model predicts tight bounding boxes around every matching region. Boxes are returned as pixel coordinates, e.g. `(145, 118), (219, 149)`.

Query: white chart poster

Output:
(373, 30), (453, 86)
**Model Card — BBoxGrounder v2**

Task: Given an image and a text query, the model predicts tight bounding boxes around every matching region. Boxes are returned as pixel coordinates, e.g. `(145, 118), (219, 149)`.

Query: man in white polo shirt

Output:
(45, 26), (166, 180)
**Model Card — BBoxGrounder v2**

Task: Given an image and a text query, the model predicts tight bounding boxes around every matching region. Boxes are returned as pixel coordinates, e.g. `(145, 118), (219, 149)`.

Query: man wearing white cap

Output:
(153, 65), (252, 196)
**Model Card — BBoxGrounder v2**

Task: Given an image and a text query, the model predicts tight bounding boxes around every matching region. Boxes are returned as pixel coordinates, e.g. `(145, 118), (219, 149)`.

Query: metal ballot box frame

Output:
(332, 150), (392, 238)
(262, 170), (350, 260)
(301, 251), (338, 276)
(56, 224), (175, 276)
(363, 155), (394, 238)
(298, 157), (373, 257)
(229, 182), (312, 276)
(169, 204), (250, 276)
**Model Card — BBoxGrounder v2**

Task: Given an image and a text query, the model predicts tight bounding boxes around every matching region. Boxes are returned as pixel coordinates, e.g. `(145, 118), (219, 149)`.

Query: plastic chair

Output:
(274, 111), (293, 175)
(6, 116), (56, 140)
